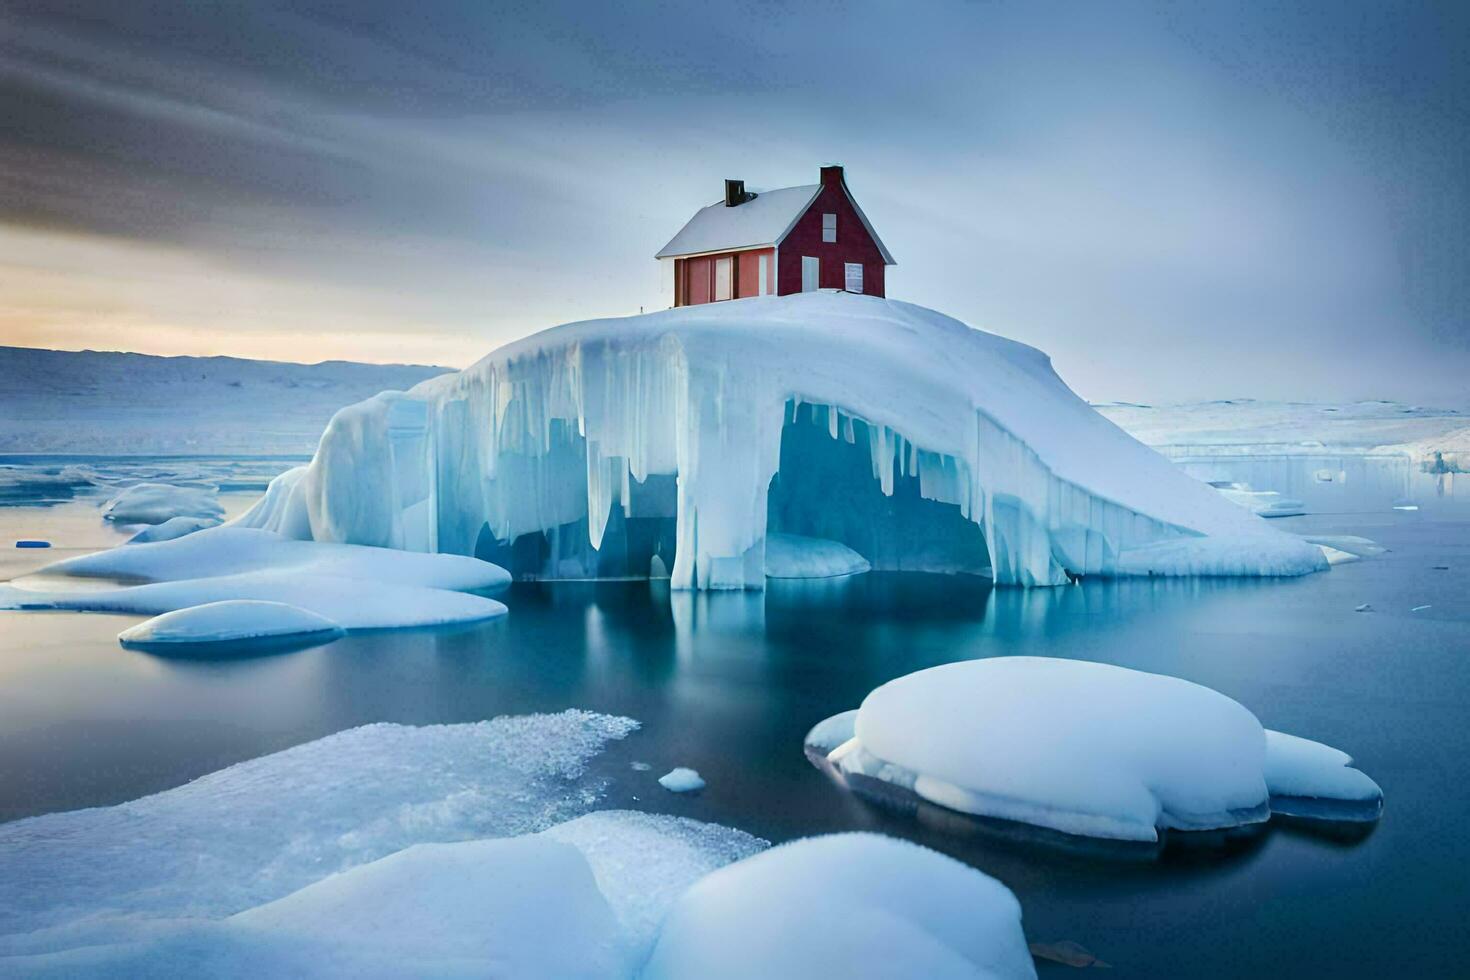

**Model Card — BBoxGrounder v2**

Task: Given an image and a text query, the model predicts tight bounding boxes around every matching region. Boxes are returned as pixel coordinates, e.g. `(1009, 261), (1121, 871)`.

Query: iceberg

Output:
(642, 833), (1036, 980)
(101, 482), (225, 525)
(117, 600), (345, 651)
(807, 657), (1382, 842)
(234, 293), (1325, 589)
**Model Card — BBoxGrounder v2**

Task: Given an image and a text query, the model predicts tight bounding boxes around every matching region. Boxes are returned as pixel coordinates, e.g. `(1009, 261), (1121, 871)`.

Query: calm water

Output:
(1, 455), (1468, 977)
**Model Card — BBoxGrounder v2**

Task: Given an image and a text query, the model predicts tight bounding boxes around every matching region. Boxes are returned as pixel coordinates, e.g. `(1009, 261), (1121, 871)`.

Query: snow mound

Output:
(809, 657), (1381, 842)
(642, 833), (1036, 980)
(101, 482), (225, 524)
(764, 532), (871, 578)
(0, 526), (511, 629)
(117, 600), (344, 650)
(0, 711), (639, 957)
(658, 767), (706, 793)
(222, 835), (631, 978)
(126, 514), (221, 544)
(237, 293), (1324, 589)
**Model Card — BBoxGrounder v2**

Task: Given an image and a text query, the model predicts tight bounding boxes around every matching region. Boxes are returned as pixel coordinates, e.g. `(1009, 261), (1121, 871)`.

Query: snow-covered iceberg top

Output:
(808, 657), (1381, 843)
(236, 293), (1324, 588)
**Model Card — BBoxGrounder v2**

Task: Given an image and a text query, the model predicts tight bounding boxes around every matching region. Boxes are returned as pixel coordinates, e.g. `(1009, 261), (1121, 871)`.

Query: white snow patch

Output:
(658, 767), (706, 793)
(239, 293), (1324, 590)
(101, 482), (224, 524)
(811, 657), (1380, 842)
(642, 833), (1036, 980)
(117, 600), (344, 649)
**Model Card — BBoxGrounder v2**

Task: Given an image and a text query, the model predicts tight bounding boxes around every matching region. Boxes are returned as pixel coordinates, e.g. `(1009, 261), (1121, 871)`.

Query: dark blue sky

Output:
(1, 0), (1466, 402)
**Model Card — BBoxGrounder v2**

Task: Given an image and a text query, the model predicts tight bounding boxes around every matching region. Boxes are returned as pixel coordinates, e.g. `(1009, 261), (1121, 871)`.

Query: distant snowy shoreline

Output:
(0, 346), (452, 456)
(1097, 399), (1470, 472)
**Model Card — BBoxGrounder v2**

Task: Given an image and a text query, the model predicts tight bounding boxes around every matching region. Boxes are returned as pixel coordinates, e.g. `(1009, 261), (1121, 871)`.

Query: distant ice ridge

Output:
(1096, 398), (1470, 471)
(808, 657), (1382, 843)
(236, 293), (1324, 589)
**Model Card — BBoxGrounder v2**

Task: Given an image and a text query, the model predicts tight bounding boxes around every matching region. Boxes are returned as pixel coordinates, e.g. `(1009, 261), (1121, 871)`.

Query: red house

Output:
(656, 165), (895, 306)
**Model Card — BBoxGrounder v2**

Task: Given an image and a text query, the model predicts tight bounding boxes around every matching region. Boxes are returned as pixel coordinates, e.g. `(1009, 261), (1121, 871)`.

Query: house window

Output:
(822, 213), (836, 243)
(757, 253), (768, 295)
(714, 256), (733, 301)
(801, 256), (819, 292)
(845, 262), (863, 294)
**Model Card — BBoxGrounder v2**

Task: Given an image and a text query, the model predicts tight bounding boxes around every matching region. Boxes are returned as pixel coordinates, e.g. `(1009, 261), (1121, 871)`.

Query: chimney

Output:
(819, 164), (844, 188)
(724, 179), (746, 207)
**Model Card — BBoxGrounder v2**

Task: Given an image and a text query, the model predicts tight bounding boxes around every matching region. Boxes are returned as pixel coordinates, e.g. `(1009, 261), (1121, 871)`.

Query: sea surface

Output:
(1, 454), (1467, 977)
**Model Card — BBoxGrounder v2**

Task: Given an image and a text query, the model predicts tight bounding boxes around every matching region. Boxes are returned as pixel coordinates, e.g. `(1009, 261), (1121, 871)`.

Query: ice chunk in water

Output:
(658, 768), (706, 793)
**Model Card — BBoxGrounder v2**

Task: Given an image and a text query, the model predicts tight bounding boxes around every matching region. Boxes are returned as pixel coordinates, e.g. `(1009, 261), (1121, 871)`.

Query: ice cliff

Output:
(238, 293), (1325, 588)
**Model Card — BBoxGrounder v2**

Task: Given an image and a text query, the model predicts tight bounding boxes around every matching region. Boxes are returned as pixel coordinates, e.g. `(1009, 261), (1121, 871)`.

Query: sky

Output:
(0, 0), (1466, 404)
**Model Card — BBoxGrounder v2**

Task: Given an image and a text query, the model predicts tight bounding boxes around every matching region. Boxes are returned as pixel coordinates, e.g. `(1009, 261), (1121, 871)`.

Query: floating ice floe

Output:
(126, 514), (221, 544)
(807, 657), (1382, 843)
(1209, 482), (1306, 518)
(642, 833), (1036, 980)
(101, 482), (225, 524)
(0, 711), (642, 958)
(764, 532), (871, 579)
(4, 704), (1035, 978)
(0, 526), (511, 630)
(1300, 535), (1386, 561)
(117, 600), (345, 652)
(658, 768), (706, 793)
(234, 293), (1326, 590)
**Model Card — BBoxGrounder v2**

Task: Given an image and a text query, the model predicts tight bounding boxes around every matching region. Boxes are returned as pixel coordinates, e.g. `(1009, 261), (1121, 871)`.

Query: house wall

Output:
(674, 247), (775, 307)
(775, 173), (886, 298)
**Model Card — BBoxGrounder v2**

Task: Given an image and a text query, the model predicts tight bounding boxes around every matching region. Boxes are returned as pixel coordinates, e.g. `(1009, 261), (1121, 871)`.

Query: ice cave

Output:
(238, 293), (1325, 589)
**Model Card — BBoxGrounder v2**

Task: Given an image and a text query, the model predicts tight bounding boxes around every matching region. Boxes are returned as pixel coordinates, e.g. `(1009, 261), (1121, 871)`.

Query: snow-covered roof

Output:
(655, 184), (820, 259)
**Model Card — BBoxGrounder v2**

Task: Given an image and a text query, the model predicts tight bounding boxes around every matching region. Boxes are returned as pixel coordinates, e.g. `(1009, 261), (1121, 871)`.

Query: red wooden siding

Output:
(674, 247), (774, 307)
(776, 169), (885, 298)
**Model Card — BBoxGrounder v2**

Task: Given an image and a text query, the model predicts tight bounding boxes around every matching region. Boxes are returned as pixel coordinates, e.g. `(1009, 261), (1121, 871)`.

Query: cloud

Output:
(0, 0), (1465, 402)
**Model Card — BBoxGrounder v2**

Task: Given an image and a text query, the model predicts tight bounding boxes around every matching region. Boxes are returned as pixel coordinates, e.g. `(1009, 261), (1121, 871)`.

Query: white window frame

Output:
(714, 256), (733, 301)
(844, 262), (863, 294)
(757, 253), (768, 295)
(822, 213), (837, 243)
(801, 256), (819, 292)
